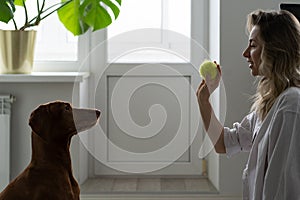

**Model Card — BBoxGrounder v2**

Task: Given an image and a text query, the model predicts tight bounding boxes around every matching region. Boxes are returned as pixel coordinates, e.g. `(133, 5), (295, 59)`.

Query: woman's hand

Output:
(196, 61), (222, 104)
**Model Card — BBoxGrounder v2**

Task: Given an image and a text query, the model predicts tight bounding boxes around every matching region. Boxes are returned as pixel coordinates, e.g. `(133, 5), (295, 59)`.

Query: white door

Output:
(92, 63), (204, 175)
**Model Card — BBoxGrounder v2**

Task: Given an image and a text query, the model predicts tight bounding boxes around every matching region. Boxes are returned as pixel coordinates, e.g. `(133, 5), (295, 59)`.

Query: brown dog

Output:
(0, 101), (100, 200)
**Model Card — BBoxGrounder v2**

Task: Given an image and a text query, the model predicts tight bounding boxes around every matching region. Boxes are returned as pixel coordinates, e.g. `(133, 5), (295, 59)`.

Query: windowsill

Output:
(0, 72), (89, 83)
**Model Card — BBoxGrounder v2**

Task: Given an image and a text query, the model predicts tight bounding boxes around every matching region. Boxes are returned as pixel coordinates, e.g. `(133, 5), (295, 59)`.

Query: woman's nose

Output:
(242, 47), (250, 58)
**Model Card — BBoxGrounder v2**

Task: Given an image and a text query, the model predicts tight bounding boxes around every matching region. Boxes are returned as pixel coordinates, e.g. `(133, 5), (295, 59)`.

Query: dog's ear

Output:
(29, 104), (50, 139)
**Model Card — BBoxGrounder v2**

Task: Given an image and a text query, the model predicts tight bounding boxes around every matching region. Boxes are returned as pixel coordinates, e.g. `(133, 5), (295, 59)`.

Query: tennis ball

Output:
(199, 60), (218, 80)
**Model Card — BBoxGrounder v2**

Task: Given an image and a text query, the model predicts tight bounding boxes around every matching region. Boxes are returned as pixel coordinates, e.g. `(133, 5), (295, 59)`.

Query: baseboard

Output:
(80, 194), (242, 200)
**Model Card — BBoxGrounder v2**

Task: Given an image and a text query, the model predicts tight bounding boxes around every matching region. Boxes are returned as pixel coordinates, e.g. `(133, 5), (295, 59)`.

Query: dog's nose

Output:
(96, 110), (101, 118)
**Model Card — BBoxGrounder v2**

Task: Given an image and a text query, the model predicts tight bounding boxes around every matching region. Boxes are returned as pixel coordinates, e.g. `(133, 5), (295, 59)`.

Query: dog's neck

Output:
(30, 131), (73, 173)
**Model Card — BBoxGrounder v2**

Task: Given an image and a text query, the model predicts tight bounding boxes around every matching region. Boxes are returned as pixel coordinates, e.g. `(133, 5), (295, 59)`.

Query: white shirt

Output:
(224, 87), (300, 200)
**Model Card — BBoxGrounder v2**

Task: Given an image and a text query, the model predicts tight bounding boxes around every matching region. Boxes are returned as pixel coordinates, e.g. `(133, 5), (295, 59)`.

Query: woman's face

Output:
(243, 25), (263, 76)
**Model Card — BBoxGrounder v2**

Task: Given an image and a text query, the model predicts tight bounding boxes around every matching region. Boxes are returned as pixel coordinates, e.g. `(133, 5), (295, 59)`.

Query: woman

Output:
(197, 9), (300, 200)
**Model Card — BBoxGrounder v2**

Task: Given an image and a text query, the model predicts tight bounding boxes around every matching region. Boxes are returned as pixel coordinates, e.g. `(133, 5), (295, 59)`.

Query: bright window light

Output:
(0, 0), (78, 61)
(107, 0), (191, 63)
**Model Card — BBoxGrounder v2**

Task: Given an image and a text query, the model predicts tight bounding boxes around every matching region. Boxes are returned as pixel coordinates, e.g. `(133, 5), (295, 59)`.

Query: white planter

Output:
(0, 30), (37, 74)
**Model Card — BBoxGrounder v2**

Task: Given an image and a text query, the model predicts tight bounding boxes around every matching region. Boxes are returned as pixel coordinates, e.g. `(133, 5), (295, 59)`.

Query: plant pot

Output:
(0, 30), (37, 74)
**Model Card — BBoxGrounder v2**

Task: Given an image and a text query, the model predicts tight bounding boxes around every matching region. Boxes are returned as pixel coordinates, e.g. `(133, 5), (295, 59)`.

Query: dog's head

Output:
(29, 101), (100, 142)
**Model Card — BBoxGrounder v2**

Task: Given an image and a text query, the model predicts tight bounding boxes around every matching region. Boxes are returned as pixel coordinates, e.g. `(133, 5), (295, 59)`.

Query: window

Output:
(107, 0), (191, 63)
(0, 0), (85, 71)
(1, 0), (206, 70)
(35, 14), (78, 62)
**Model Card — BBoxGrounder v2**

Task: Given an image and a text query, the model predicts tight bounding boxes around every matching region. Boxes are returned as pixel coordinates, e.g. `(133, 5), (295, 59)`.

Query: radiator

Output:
(0, 95), (15, 191)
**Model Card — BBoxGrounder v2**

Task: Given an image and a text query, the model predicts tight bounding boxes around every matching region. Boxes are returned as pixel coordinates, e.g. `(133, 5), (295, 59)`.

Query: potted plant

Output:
(0, 0), (121, 73)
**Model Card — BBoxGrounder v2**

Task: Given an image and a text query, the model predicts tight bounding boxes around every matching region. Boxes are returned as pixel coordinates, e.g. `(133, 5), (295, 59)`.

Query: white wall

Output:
(216, 0), (282, 195)
(86, 0), (284, 196)
(0, 0), (286, 196)
(0, 83), (73, 178)
(0, 79), (89, 184)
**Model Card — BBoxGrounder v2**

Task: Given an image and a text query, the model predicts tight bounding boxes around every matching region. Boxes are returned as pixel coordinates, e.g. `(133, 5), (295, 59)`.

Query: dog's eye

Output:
(65, 105), (71, 111)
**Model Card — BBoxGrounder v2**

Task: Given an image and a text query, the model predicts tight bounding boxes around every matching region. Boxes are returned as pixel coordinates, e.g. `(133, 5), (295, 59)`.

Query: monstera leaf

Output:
(0, 0), (121, 34)
(14, 0), (25, 6)
(58, 0), (122, 35)
(0, 0), (15, 23)
(0, 0), (27, 24)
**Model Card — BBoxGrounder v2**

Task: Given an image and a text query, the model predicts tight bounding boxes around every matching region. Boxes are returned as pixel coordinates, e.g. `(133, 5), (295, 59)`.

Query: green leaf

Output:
(0, 0), (15, 23)
(6, 0), (16, 10)
(101, 0), (121, 19)
(115, 0), (121, 6)
(14, 0), (25, 6)
(57, 0), (89, 35)
(80, 0), (112, 31)
(58, 0), (121, 35)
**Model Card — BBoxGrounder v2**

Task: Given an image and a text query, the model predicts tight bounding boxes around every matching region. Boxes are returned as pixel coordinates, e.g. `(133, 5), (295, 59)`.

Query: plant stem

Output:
(19, 0), (72, 30)
(13, 19), (18, 30)
(37, 0), (40, 13)
(40, 0), (46, 11)
(23, 0), (29, 26)
(34, 0), (46, 27)
(40, 0), (72, 20)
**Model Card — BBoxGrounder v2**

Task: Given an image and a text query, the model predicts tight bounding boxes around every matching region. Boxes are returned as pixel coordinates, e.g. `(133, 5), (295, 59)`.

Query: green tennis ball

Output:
(199, 60), (218, 80)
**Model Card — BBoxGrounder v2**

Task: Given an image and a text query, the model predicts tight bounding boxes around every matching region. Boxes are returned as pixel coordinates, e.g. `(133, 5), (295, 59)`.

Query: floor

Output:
(80, 177), (217, 195)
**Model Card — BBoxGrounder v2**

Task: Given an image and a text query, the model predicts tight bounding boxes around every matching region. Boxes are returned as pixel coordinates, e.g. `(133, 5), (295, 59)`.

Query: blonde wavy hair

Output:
(247, 9), (300, 120)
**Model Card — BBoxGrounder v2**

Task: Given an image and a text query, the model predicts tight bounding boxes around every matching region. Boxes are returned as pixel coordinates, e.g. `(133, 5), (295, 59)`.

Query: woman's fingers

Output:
(213, 60), (222, 75)
(217, 64), (222, 76)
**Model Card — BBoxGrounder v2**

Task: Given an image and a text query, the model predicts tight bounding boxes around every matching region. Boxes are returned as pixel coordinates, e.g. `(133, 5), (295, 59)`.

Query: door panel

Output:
(93, 64), (203, 175)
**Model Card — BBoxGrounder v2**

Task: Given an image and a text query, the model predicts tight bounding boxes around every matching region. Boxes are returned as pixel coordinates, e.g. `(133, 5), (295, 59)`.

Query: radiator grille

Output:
(0, 95), (15, 191)
(0, 95), (15, 114)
